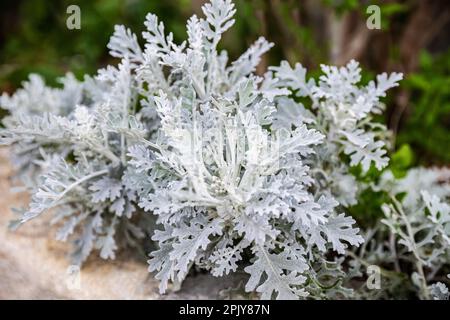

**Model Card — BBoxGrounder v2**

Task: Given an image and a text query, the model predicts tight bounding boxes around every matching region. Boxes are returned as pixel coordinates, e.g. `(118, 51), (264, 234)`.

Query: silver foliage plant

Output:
(124, 0), (400, 299)
(344, 167), (450, 300)
(0, 73), (83, 186)
(0, 51), (152, 265)
(271, 59), (401, 207)
(379, 168), (450, 299)
(1, 0), (448, 299)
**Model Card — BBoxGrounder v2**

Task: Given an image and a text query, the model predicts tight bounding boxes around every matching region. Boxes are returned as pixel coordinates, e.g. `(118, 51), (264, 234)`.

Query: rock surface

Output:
(0, 148), (243, 299)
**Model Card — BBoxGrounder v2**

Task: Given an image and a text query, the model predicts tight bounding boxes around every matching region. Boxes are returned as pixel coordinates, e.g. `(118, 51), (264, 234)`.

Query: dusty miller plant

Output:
(123, 0), (406, 299)
(0, 73), (83, 187)
(0, 53), (154, 265)
(270, 59), (402, 206)
(378, 168), (449, 299)
(1, 0), (447, 300)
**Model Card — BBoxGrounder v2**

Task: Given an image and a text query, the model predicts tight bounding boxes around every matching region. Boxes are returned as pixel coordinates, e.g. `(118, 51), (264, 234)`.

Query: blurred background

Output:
(0, 0), (449, 165)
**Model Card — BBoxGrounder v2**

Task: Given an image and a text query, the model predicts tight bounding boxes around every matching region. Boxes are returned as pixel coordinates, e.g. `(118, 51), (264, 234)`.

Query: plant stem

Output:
(390, 195), (431, 299)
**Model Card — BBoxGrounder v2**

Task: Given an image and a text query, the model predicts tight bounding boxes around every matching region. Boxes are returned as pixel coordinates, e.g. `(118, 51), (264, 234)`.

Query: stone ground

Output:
(0, 148), (244, 299)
